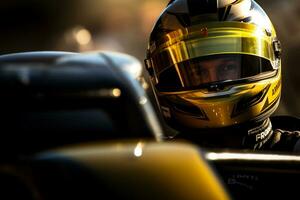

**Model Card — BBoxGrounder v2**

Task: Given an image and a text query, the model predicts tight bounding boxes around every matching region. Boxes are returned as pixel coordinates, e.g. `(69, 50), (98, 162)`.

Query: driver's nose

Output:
(207, 68), (218, 83)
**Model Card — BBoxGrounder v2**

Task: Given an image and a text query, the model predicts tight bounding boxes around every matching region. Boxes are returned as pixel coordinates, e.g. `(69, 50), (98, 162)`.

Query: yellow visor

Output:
(149, 22), (275, 76)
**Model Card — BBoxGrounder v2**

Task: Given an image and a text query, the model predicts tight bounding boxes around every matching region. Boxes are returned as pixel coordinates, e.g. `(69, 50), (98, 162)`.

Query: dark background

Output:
(0, 0), (299, 117)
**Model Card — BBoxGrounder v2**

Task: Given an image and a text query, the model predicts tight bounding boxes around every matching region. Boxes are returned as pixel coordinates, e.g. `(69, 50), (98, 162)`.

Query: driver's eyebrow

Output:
(215, 59), (239, 68)
(190, 63), (204, 70)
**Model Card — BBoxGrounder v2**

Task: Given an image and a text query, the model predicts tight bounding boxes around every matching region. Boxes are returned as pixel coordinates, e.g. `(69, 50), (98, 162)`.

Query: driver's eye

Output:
(217, 64), (239, 80)
(190, 64), (207, 77)
(189, 65), (209, 84)
(220, 64), (236, 72)
(197, 68), (208, 77)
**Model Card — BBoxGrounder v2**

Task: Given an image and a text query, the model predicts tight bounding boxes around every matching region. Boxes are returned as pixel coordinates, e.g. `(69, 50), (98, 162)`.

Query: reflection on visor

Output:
(157, 54), (274, 91)
(151, 22), (276, 75)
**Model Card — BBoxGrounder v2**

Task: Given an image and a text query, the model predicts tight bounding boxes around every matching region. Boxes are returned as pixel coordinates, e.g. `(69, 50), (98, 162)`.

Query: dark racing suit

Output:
(170, 115), (300, 152)
(264, 115), (300, 152)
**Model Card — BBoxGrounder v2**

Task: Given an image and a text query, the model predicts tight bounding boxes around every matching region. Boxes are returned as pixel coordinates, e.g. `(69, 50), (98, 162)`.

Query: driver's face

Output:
(189, 56), (241, 85)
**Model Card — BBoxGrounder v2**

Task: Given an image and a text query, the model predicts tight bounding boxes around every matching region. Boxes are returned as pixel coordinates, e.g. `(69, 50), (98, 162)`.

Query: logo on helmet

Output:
(199, 27), (208, 37)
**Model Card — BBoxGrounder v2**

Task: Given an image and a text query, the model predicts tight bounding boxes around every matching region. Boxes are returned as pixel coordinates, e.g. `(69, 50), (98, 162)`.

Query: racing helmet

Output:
(145, 0), (282, 130)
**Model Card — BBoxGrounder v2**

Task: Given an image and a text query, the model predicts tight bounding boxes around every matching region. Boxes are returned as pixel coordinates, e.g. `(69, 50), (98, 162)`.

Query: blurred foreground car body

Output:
(0, 51), (163, 156)
(0, 51), (230, 200)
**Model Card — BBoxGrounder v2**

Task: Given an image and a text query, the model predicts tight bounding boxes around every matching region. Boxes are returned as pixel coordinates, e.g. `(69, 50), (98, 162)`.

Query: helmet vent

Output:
(173, 102), (209, 120)
(231, 84), (270, 118)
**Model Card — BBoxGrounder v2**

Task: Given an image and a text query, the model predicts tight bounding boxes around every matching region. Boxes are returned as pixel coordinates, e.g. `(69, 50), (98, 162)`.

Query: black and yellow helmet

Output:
(145, 0), (282, 130)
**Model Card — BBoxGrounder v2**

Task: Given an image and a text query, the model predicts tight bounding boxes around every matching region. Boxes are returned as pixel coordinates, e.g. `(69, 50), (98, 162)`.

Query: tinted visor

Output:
(147, 22), (279, 91)
(157, 54), (274, 91)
